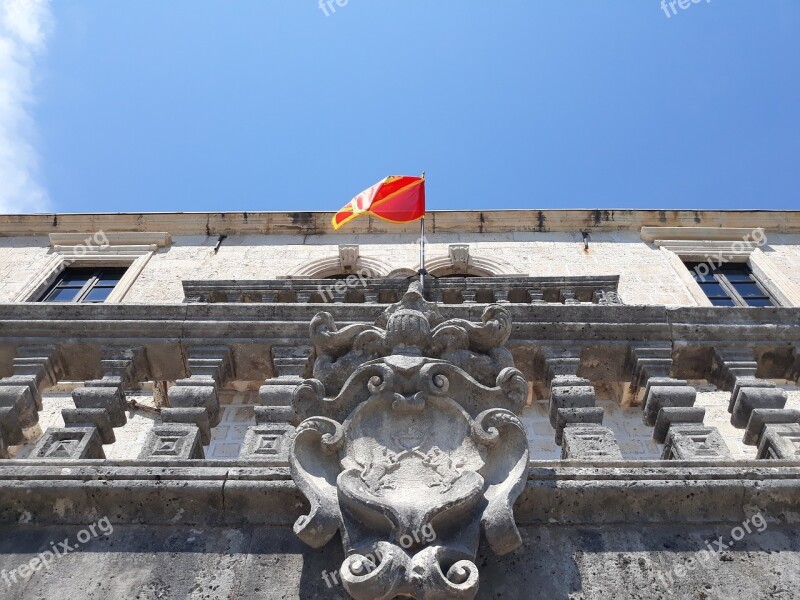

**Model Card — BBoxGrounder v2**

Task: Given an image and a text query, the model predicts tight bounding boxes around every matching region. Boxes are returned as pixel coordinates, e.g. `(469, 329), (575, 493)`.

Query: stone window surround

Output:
(642, 226), (800, 308)
(13, 232), (172, 304)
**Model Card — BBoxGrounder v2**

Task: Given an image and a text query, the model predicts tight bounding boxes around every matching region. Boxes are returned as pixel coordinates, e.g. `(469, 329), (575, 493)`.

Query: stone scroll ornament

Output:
(289, 282), (529, 600)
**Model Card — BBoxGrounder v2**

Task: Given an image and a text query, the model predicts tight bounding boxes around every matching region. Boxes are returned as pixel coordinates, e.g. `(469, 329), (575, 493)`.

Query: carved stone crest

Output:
(290, 282), (529, 599)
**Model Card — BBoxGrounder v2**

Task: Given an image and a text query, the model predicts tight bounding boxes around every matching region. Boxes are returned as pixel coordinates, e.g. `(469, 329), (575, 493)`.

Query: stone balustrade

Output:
(182, 275), (622, 306)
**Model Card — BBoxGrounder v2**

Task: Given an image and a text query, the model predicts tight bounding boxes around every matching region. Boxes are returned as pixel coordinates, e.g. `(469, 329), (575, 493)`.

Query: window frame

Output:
(684, 262), (778, 308)
(645, 228), (799, 308)
(13, 232), (171, 304)
(38, 267), (130, 304)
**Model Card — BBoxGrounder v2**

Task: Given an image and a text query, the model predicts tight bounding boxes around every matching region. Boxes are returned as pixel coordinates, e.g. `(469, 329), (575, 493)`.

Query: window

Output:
(685, 263), (776, 307)
(38, 267), (129, 303)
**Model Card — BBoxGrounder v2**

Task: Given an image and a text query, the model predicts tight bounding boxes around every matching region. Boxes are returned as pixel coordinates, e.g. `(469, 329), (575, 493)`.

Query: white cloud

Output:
(0, 0), (53, 213)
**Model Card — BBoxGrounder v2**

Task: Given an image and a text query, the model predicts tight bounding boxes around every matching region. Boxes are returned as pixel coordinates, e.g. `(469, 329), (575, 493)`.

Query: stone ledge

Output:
(2, 210), (800, 236)
(0, 460), (798, 526)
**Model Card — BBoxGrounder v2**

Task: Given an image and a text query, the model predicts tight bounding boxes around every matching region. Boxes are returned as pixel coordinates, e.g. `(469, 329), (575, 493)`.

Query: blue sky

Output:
(2, 0), (798, 214)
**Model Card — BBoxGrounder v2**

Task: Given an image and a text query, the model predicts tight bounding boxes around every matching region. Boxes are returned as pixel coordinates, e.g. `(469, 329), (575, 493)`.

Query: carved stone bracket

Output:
(240, 423), (294, 462)
(0, 346), (65, 458)
(744, 408), (800, 447)
(140, 345), (233, 459)
(448, 245), (470, 271)
(756, 423), (800, 459)
(0, 346), (64, 431)
(541, 346), (609, 447)
(260, 345), (313, 408)
(290, 282), (529, 599)
(625, 344), (673, 407)
(711, 347), (787, 429)
(339, 245), (360, 271)
(140, 424), (203, 460)
(34, 347), (140, 461)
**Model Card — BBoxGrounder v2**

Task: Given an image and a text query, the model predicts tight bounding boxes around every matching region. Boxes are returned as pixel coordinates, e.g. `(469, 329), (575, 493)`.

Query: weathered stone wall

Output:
(0, 523), (796, 599)
(0, 236), (53, 303)
(5, 230), (799, 306)
(119, 232), (708, 306)
(0, 225), (797, 306)
(764, 233), (800, 292)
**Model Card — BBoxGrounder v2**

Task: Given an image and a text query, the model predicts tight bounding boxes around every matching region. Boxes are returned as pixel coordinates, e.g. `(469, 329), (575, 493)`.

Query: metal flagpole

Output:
(420, 217), (425, 289)
(419, 172), (426, 290)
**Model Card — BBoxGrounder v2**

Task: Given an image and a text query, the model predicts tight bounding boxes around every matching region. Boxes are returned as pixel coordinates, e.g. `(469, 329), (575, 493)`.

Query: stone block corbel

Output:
(139, 424), (203, 460)
(260, 345), (313, 409)
(61, 408), (115, 444)
(729, 386), (787, 429)
(555, 406), (604, 446)
(652, 406), (706, 444)
(141, 345), (233, 460)
(744, 408), (800, 447)
(0, 407), (23, 458)
(756, 423), (800, 460)
(642, 383), (697, 427)
(32, 347), (141, 460)
(0, 345), (65, 431)
(624, 344), (673, 407)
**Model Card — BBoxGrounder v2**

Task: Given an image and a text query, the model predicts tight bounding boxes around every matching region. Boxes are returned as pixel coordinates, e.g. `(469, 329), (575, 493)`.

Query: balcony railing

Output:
(182, 275), (623, 305)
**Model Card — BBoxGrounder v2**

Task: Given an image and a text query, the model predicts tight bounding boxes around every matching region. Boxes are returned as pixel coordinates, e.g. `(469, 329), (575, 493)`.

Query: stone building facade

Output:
(0, 209), (798, 599)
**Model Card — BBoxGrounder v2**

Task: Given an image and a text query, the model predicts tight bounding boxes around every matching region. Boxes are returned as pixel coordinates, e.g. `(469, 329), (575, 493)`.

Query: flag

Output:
(332, 175), (425, 230)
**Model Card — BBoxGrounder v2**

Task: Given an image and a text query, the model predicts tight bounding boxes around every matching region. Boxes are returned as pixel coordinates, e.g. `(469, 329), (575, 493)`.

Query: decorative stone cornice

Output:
(0, 304), (797, 390)
(2, 210), (800, 236)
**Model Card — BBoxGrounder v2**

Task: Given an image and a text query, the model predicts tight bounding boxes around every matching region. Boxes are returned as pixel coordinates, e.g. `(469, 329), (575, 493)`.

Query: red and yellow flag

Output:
(332, 175), (426, 230)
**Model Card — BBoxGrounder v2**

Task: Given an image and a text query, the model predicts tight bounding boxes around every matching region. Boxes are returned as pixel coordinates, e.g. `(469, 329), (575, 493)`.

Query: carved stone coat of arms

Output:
(289, 282), (529, 599)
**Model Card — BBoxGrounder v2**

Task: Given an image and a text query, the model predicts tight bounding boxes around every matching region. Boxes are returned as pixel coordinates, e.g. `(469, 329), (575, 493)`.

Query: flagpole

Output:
(419, 172), (426, 291)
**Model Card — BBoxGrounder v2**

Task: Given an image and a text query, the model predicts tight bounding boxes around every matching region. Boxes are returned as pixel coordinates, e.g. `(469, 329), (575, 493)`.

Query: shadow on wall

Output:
(0, 523), (796, 598)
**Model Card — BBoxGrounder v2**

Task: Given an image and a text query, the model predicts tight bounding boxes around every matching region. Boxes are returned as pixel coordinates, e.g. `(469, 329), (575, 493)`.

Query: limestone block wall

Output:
(0, 236), (54, 303)
(119, 231), (711, 305)
(762, 233), (800, 293)
(0, 230), (798, 307)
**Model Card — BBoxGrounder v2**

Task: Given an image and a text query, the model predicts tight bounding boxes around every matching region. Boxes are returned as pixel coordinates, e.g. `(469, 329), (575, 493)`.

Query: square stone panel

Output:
(662, 425), (731, 460)
(29, 427), (104, 460)
(139, 424), (203, 460)
(561, 425), (623, 461)
(240, 425), (295, 461)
